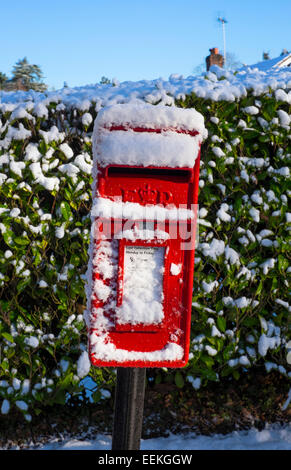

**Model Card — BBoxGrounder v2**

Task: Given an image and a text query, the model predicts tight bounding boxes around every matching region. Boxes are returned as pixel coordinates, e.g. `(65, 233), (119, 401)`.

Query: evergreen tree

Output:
(11, 57), (47, 91)
(0, 72), (8, 89)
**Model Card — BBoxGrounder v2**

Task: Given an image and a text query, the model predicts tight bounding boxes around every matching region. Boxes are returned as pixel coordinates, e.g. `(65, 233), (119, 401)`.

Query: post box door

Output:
(114, 230), (185, 335)
(115, 239), (170, 332)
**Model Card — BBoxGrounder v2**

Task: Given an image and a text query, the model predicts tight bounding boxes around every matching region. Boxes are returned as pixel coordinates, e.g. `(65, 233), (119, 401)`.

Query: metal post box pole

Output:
(112, 367), (146, 450)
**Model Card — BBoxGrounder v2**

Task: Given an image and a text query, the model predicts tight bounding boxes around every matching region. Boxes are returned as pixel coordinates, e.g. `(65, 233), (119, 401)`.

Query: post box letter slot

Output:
(107, 166), (193, 182)
(115, 240), (169, 332)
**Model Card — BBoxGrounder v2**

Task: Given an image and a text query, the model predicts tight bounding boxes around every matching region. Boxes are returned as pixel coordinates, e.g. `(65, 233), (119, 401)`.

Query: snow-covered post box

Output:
(86, 103), (206, 369)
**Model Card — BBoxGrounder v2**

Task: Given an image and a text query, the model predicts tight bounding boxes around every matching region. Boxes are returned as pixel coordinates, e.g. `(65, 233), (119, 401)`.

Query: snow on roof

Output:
(244, 53), (291, 72)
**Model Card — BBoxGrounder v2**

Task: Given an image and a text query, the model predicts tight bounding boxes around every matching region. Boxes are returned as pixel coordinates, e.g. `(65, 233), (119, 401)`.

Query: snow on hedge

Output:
(1, 64), (291, 110)
(0, 64), (290, 418)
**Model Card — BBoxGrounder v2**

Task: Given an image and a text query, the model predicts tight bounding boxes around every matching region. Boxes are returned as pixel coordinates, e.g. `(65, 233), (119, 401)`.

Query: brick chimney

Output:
(206, 48), (224, 71)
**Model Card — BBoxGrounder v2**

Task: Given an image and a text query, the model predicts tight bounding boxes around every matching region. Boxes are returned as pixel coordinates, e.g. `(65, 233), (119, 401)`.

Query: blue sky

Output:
(1, 0), (291, 90)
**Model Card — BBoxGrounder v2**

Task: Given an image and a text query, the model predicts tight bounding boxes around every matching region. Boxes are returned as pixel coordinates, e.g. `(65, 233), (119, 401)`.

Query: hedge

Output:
(0, 66), (290, 420)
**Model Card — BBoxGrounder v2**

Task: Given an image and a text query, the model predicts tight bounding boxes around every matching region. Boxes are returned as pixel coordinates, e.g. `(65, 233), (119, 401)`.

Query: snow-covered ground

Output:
(12, 424), (290, 450)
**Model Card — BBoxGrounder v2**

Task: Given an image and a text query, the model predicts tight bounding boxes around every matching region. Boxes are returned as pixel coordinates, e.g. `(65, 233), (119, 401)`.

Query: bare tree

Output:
(193, 51), (242, 75)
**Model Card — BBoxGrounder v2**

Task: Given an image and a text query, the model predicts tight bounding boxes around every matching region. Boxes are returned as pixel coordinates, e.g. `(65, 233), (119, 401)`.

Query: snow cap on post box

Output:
(92, 102), (207, 169)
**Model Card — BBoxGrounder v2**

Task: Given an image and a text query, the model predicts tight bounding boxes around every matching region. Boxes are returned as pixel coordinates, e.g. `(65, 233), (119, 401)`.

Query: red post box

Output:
(86, 103), (206, 368)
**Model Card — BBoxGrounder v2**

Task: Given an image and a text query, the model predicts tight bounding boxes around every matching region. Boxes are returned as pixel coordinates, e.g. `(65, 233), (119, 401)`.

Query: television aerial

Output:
(217, 17), (228, 67)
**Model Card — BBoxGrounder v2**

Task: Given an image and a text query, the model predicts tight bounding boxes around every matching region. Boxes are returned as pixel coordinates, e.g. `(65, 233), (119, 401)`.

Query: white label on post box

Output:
(116, 245), (165, 326)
